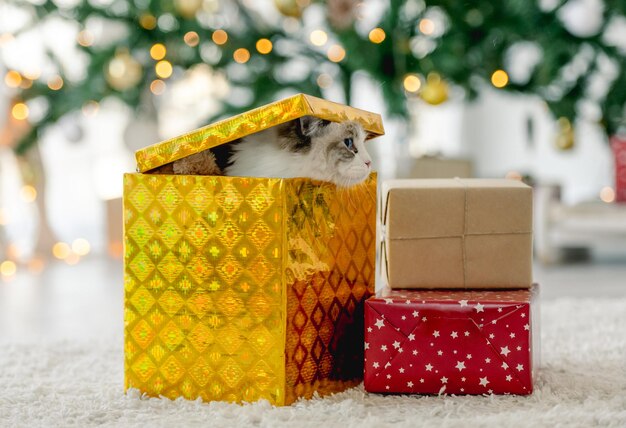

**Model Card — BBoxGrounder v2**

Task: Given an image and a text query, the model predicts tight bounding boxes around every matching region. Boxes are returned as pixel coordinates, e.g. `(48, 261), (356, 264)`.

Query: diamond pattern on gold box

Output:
(124, 173), (376, 405)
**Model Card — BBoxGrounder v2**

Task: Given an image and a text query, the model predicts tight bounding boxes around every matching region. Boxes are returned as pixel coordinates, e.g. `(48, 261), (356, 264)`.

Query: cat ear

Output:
(298, 116), (330, 136)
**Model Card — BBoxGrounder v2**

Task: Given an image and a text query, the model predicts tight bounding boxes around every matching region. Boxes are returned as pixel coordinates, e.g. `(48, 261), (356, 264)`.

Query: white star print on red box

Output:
(364, 286), (538, 395)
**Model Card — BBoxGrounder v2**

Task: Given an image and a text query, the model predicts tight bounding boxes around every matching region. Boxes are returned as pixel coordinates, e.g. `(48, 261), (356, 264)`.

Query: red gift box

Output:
(364, 287), (538, 395)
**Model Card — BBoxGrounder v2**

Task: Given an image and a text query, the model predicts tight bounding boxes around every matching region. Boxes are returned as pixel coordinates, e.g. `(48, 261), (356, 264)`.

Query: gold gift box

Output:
(124, 94), (383, 405)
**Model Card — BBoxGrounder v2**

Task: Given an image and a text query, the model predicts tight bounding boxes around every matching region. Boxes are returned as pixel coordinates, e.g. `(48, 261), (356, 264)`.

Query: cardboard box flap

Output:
(382, 179), (532, 240)
(135, 93), (385, 173)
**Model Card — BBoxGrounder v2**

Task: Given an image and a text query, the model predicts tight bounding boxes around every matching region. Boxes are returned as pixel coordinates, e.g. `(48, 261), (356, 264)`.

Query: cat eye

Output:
(343, 138), (354, 149)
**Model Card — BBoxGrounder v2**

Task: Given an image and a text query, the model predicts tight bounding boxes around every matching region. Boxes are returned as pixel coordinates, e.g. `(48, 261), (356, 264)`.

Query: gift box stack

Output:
(364, 179), (538, 395)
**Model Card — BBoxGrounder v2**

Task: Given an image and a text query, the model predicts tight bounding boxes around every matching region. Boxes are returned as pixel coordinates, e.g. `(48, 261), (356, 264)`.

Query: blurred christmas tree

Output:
(2, 0), (626, 155)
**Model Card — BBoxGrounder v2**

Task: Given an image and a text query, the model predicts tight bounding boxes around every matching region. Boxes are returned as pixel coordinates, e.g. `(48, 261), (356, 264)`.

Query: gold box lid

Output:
(135, 93), (385, 173)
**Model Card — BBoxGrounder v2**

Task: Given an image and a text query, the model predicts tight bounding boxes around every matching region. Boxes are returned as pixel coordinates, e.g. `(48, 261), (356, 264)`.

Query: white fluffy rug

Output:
(1, 298), (625, 428)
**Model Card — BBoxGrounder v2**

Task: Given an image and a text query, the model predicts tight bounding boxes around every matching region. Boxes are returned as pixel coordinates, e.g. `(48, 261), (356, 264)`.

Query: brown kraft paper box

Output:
(381, 178), (533, 289)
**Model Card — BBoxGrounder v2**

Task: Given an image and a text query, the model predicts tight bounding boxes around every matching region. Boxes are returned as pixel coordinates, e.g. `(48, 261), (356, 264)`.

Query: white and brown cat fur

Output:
(164, 116), (373, 187)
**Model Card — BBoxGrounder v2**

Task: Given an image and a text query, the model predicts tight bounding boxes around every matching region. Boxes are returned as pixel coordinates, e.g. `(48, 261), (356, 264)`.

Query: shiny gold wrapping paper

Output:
(134, 94), (385, 173)
(123, 173), (377, 405)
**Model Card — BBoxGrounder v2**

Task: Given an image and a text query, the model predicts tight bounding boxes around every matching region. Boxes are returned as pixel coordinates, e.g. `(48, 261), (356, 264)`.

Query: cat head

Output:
(280, 116), (373, 187)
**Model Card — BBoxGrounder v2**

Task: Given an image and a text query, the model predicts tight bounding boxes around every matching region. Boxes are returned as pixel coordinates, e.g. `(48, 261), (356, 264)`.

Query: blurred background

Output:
(1, 0), (625, 340)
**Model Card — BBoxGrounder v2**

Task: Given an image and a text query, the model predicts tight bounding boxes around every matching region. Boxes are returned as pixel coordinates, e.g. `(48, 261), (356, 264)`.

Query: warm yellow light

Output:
(600, 186), (615, 203)
(0, 209), (7, 225)
(0, 260), (16, 277)
(6, 244), (20, 259)
(72, 238), (91, 256)
(28, 257), (45, 274)
(256, 38), (273, 54)
(109, 241), (123, 258)
(327, 45), (346, 62)
(0, 33), (15, 46)
(155, 60), (173, 78)
(22, 69), (41, 80)
(12, 103), (29, 121)
(212, 29), (228, 45)
(368, 28), (386, 44)
(403, 74), (421, 92)
(317, 73), (333, 88)
(82, 101), (99, 117)
(77, 30), (94, 47)
(150, 43), (167, 60)
(20, 185), (37, 202)
(419, 18), (435, 35)
(139, 14), (157, 30)
(4, 70), (22, 88)
(184, 31), (200, 47)
(47, 75), (64, 91)
(505, 171), (523, 181)
(19, 78), (32, 89)
(233, 48), (251, 64)
(52, 242), (71, 260)
(310, 30), (328, 46)
(65, 253), (80, 265)
(491, 69), (509, 88)
(150, 79), (166, 95)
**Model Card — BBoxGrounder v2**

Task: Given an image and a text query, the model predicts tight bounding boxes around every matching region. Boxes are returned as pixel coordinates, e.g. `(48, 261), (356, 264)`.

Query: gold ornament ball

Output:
(175, 0), (204, 18)
(420, 72), (449, 105)
(555, 117), (575, 150)
(274, 0), (305, 18)
(105, 50), (143, 91)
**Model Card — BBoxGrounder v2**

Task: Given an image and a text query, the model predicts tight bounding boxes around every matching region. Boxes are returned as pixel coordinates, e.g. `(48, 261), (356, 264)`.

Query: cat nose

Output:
(365, 160), (371, 167)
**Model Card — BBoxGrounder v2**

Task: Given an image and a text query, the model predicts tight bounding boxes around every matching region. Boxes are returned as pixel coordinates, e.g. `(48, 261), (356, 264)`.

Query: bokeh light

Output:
(327, 45), (346, 62)
(4, 70), (22, 88)
(52, 242), (71, 260)
(184, 31), (200, 47)
(310, 30), (328, 46)
(72, 238), (91, 256)
(6, 244), (20, 260)
(150, 43), (167, 60)
(150, 79), (166, 95)
(0, 33), (15, 46)
(600, 186), (615, 203)
(233, 48), (251, 63)
(139, 14), (157, 30)
(65, 253), (80, 265)
(82, 101), (99, 117)
(20, 185), (37, 202)
(419, 19), (435, 35)
(491, 69), (509, 88)
(155, 60), (173, 78)
(212, 30), (228, 45)
(0, 261), (17, 277)
(368, 28), (386, 44)
(47, 75), (64, 90)
(403, 74), (421, 92)
(12, 103), (29, 121)
(317, 73), (333, 88)
(28, 257), (45, 274)
(505, 171), (523, 181)
(22, 69), (40, 80)
(256, 38), (273, 54)
(77, 30), (94, 47)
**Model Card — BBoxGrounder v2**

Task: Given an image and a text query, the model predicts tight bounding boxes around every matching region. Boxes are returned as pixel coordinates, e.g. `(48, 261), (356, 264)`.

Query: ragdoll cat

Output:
(166, 116), (373, 187)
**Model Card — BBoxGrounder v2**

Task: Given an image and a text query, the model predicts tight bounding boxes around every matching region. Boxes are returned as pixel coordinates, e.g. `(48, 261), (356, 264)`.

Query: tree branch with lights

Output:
(2, 0), (626, 153)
